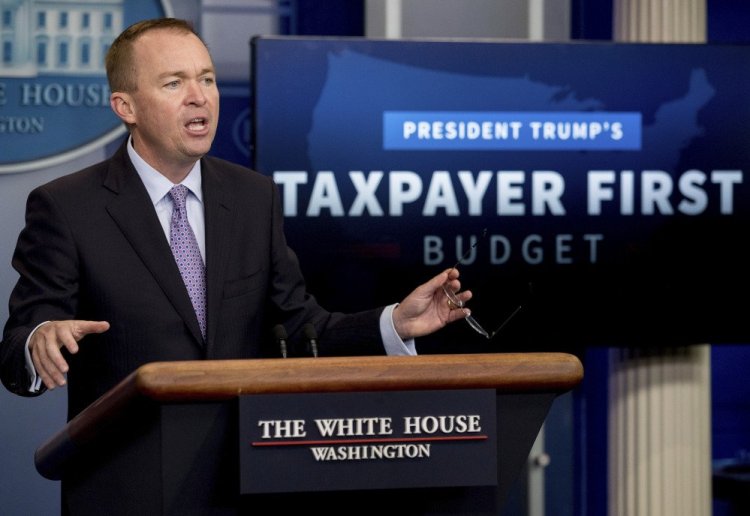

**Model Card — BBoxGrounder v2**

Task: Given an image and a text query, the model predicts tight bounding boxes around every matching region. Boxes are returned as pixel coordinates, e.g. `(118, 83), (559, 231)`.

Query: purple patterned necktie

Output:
(168, 185), (206, 339)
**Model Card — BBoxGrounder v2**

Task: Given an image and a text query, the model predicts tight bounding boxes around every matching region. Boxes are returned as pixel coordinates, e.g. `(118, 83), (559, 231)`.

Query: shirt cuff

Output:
(25, 321), (50, 393)
(379, 304), (417, 356)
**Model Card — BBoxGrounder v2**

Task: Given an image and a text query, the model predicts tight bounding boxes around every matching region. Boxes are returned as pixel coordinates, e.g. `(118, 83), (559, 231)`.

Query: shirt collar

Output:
(126, 136), (203, 206)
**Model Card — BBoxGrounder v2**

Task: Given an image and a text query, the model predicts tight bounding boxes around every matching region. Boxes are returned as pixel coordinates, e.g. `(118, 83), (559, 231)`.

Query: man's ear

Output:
(110, 92), (136, 125)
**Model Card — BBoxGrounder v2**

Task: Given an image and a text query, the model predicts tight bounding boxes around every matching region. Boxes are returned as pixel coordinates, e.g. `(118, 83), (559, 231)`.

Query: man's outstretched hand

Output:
(392, 268), (471, 341)
(29, 320), (110, 390)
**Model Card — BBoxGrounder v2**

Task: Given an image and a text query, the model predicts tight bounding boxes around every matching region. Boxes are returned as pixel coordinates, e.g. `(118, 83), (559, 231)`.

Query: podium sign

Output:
(239, 389), (497, 494)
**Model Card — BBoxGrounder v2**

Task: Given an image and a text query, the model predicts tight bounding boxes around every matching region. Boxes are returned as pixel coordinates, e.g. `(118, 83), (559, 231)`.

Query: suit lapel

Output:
(201, 159), (234, 353)
(102, 145), (206, 347)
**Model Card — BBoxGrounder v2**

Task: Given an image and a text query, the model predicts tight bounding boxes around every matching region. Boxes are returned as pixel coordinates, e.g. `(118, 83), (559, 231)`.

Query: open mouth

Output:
(186, 117), (208, 130)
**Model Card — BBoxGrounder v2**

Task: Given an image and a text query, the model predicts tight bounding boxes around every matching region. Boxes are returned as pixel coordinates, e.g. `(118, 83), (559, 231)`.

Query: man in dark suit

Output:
(0, 18), (471, 420)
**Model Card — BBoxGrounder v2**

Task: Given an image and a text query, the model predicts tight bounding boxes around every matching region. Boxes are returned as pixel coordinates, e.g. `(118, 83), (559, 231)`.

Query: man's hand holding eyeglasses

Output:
(392, 268), (472, 341)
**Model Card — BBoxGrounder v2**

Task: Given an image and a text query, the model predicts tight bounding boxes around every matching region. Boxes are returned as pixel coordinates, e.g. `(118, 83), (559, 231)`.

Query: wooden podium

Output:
(36, 353), (583, 515)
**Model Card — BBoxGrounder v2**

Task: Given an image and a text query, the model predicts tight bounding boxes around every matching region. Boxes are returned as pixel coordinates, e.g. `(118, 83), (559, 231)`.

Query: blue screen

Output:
(252, 37), (750, 350)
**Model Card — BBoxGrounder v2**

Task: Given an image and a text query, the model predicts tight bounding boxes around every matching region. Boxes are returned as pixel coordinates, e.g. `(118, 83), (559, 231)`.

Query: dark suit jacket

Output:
(1, 141), (385, 418)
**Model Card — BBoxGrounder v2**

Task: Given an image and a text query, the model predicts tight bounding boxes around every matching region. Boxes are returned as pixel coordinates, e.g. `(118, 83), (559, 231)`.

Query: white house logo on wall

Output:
(0, 0), (170, 173)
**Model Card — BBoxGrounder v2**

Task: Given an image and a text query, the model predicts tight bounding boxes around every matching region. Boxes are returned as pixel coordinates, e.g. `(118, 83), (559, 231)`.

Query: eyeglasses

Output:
(442, 229), (523, 339)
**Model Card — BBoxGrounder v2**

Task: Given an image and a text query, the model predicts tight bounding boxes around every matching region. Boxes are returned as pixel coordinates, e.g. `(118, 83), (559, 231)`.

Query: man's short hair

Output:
(105, 18), (202, 94)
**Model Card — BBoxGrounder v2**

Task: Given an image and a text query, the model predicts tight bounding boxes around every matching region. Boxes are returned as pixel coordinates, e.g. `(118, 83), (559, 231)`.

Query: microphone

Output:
(272, 324), (288, 358)
(303, 322), (318, 358)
